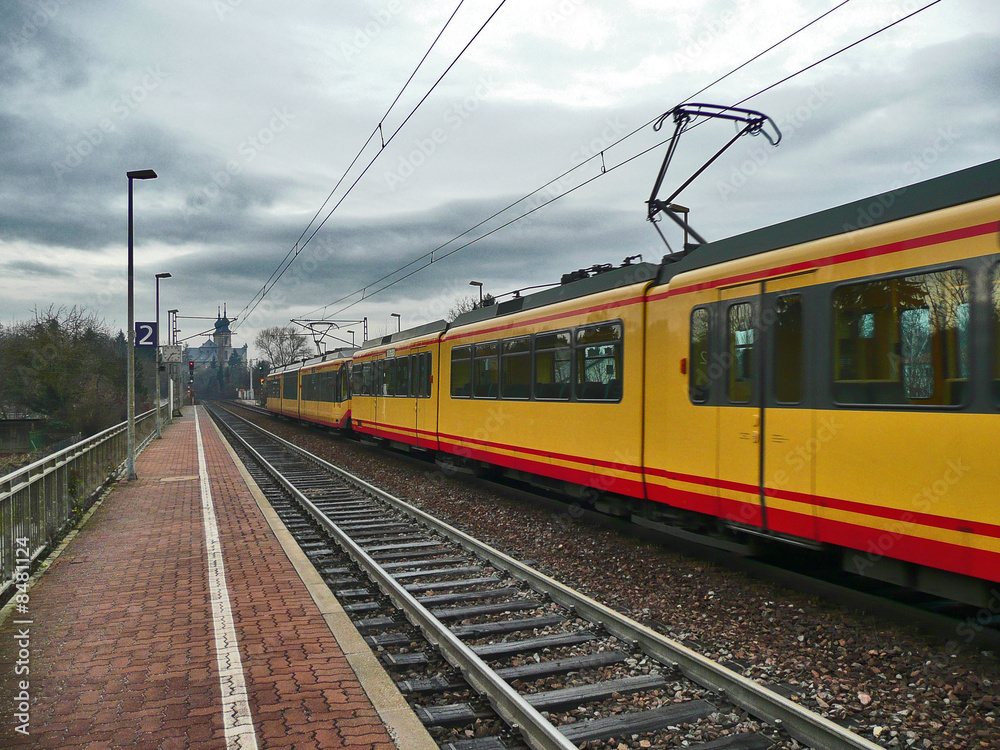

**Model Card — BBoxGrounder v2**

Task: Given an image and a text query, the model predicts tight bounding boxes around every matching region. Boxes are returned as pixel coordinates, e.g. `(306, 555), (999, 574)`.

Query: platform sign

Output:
(135, 321), (157, 348)
(161, 344), (183, 363)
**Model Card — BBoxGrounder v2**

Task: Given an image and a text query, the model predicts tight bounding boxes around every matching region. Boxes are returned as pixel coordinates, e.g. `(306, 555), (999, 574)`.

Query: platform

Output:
(0, 407), (436, 750)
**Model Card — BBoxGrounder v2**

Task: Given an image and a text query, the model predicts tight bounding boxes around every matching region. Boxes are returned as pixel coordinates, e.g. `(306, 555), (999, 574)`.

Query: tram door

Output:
(760, 280), (817, 541)
(717, 284), (765, 529)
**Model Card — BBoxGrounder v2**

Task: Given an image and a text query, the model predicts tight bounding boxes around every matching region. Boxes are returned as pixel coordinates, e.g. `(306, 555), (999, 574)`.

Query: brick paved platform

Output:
(0, 407), (435, 750)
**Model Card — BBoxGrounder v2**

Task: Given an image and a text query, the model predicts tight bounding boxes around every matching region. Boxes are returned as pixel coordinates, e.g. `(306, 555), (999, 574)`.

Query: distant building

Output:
(0, 412), (48, 455)
(185, 305), (247, 370)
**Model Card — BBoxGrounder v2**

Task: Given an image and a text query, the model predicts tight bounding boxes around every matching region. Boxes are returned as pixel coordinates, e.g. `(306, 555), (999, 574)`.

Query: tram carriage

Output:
(264, 349), (354, 429)
(262, 158), (1000, 605)
(438, 262), (657, 499)
(644, 160), (1000, 602)
(350, 321), (444, 449)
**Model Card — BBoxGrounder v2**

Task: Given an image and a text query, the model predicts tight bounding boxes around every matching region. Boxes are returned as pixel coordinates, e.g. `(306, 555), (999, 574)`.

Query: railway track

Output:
(208, 402), (884, 750)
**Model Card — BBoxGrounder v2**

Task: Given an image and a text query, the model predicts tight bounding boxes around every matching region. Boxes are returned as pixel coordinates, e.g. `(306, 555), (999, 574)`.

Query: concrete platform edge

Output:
(210, 416), (438, 750)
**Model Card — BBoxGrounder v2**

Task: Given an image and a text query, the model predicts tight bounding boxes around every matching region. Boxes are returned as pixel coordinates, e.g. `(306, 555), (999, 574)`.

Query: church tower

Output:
(213, 304), (232, 367)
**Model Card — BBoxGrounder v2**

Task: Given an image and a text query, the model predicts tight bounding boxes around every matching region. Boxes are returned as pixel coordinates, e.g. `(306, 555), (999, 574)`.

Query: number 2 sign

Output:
(135, 322), (158, 347)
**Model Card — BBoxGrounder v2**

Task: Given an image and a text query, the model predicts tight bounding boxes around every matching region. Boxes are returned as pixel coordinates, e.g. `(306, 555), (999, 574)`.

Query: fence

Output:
(0, 403), (170, 600)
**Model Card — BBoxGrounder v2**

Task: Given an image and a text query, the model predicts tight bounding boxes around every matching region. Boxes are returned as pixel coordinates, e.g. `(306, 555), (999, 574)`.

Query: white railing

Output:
(0, 403), (170, 599)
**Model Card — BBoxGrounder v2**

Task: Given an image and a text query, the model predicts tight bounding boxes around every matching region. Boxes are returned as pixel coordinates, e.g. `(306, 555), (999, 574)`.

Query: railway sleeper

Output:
(524, 673), (668, 712)
(558, 698), (716, 744)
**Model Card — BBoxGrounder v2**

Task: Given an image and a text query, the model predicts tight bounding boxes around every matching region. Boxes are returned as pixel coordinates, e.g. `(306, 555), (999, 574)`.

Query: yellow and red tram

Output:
(350, 322), (444, 450)
(438, 263), (656, 500)
(261, 159), (1000, 604)
(644, 161), (1000, 601)
(264, 349), (354, 429)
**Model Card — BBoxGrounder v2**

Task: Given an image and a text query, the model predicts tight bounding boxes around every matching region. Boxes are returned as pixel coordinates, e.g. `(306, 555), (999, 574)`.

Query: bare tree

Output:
(447, 293), (496, 322)
(254, 326), (311, 366)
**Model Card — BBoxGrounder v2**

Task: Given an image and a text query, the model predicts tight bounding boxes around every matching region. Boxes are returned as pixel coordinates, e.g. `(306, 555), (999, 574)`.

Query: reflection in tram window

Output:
(728, 303), (754, 404)
(689, 308), (711, 404)
(534, 331), (572, 400)
(833, 268), (969, 406)
(773, 295), (803, 404)
(575, 322), (623, 401)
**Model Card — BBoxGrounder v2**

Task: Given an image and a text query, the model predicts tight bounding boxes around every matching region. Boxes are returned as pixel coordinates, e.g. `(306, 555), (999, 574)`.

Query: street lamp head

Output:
(167, 308), (178, 314)
(127, 169), (158, 180)
(156, 272), (172, 279)
(469, 280), (482, 287)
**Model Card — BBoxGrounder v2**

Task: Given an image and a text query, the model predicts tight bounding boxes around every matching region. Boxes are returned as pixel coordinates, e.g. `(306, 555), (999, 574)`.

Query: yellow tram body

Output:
(644, 166), (1000, 594)
(438, 267), (657, 498)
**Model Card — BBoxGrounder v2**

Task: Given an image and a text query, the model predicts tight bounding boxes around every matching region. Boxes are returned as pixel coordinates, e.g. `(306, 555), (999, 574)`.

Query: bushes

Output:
(0, 306), (145, 441)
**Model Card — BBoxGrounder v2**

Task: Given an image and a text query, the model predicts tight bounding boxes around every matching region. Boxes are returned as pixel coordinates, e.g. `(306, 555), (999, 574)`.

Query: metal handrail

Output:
(0, 403), (170, 599)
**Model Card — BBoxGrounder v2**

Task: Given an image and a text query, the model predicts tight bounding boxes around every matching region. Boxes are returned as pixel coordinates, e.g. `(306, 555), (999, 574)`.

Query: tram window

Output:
(727, 303), (754, 404)
(418, 352), (432, 398)
(832, 269), (969, 406)
(773, 296), (803, 404)
(365, 362), (375, 395)
(352, 362), (364, 396)
(282, 373), (297, 401)
(413, 353), (425, 398)
(301, 372), (314, 401)
(474, 342), (499, 398)
(534, 331), (572, 400)
(381, 359), (394, 396)
(451, 346), (472, 397)
(993, 266), (1000, 403)
(501, 338), (531, 399)
(395, 355), (410, 397)
(575, 322), (623, 401)
(340, 364), (351, 402)
(690, 308), (711, 404)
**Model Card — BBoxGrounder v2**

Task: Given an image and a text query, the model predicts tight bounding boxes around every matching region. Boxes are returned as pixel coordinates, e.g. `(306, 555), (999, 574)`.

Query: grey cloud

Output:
(2, 259), (72, 277)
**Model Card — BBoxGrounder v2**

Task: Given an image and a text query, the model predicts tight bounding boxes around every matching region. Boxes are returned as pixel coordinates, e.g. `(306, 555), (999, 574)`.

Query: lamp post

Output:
(390, 312), (400, 332)
(469, 280), (483, 305)
(154, 272), (171, 438)
(126, 168), (157, 481)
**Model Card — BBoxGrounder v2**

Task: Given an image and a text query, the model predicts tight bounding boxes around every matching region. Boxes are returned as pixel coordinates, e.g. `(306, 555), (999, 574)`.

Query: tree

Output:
(254, 326), (311, 367)
(447, 293), (496, 322)
(0, 306), (133, 439)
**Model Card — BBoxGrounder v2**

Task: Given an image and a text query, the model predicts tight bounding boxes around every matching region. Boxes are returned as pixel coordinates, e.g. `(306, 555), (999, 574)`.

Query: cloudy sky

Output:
(2, 0), (997, 357)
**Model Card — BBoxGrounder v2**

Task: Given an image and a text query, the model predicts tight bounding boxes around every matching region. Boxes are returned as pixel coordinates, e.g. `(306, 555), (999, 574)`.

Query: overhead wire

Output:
(233, 0), (508, 332)
(233, 0), (469, 331)
(308, 0), (944, 321)
(300, 0), (865, 320)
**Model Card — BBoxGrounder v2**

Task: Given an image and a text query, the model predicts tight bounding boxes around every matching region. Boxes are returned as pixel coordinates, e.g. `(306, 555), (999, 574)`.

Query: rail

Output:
(0, 402), (171, 600)
(213, 403), (882, 750)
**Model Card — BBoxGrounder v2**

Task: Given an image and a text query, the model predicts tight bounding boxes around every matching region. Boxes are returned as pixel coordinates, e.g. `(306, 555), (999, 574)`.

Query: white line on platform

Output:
(195, 408), (259, 750)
